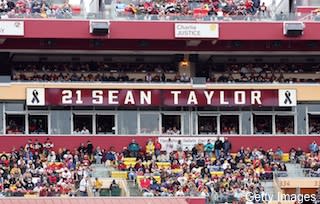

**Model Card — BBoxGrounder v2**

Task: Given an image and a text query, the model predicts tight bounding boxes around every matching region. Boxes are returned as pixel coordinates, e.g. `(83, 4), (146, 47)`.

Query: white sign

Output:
(175, 23), (219, 38)
(0, 21), (24, 36)
(278, 89), (297, 107)
(158, 136), (224, 151)
(26, 88), (45, 106)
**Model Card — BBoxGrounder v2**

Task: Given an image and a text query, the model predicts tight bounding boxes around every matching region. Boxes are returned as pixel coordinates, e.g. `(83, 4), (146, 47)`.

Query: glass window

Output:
(118, 111), (137, 135)
(5, 103), (24, 112)
(51, 110), (71, 134)
(6, 114), (25, 134)
(275, 115), (294, 134)
(220, 115), (239, 134)
(73, 114), (92, 134)
(96, 115), (115, 134)
(198, 115), (217, 135)
(28, 115), (48, 134)
(162, 114), (181, 135)
(253, 115), (272, 134)
(308, 114), (320, 134)
(140, 113), (160, 134)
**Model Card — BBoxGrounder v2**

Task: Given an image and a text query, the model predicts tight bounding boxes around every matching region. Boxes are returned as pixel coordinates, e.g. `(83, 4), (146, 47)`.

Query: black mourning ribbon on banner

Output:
(284, 91), (292, 104)
(31, 90), (40, 104)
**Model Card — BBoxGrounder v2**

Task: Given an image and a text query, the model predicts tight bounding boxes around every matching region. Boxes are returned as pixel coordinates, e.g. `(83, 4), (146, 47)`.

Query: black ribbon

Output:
(31, 90), (40, 104)
(284, 91), (292, 104)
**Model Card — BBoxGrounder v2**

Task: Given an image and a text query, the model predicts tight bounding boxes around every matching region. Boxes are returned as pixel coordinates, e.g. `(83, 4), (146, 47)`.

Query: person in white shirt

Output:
(79, 176), (89, 196)
(80, 126), (90, 134)
(47, 151), (56, 163)
(165, 138), (174, 153)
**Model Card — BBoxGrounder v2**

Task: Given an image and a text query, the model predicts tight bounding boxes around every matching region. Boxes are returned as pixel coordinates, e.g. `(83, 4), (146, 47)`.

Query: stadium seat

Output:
(210, 171), (224, 177)
(123, 157), (136, 162)
(156, 162), (171, 169)
(110, 188), (122, 196)
(99, 188), (111, 196)
(111, 171), (128, 179)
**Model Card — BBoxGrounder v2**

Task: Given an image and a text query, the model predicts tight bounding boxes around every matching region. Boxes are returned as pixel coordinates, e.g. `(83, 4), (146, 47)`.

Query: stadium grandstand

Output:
(0, 0), (320, 204)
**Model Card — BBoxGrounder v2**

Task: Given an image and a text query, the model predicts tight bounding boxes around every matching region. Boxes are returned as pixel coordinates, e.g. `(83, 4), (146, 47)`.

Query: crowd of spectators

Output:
(2, 137), (318, 201)
(0, 0), (73, 18)
(12, 61), (320, 83)
(116, 0), (270, 20)
(301, 141), (320, 177)
(205, 63), (320, 83)
(0, 138), (91, 197)
(0, 138), (126, 197)
(110, 137), (289, 202)
(309, 117), (320, 134)
(12, 62), (185, 83)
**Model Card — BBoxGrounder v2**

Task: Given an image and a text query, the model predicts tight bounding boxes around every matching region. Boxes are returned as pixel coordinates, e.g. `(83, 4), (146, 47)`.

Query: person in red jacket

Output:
(154, 139), (162, 157)
(140, 176), (151, 189)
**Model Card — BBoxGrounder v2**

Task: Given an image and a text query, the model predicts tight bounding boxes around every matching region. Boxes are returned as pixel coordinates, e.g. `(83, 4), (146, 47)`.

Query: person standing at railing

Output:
(310, 141), (319, 154)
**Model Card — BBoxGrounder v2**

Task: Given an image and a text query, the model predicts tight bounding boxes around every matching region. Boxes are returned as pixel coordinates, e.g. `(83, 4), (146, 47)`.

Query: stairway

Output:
(262, 181), (277, 201)
(91, 164), (113, 178)
(127, 181), (142, 197)
(285, 163), (304, 178)
(262, 163), (306, 201)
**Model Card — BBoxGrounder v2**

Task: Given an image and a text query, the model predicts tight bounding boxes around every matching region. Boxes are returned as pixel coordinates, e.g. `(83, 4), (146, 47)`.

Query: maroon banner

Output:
(45, 89), (279, 107)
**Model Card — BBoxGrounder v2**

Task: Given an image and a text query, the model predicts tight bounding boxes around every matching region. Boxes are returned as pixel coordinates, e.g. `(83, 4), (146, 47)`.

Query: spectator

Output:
(154, 139), (162, 157)
(145, 139), (155, 155)
(310, 141), (319, 154)
(214, 137), (223, 158)
(223, 137), (232, 154)
(204, 139), (214, 157)
(93, 177), (103, 196)
(80, 126), (90, 134)
(79, 176), (89, 196)
(128, 139), (140, 157)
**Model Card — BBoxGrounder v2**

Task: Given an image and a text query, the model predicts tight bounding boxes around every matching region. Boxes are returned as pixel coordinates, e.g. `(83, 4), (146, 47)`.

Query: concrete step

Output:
(285, 163), (304, 178)
(127, 181), (142, 197)
(262, 181), (277, 200)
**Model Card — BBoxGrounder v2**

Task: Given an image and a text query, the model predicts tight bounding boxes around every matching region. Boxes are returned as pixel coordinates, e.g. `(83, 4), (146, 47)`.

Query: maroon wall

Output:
(1, 20), (320, 40)
(187, 198), (206, 204)
(1, 135), (319, 153)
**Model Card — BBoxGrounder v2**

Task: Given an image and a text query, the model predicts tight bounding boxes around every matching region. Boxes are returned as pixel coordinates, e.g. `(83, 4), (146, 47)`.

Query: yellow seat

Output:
(124, 161), (137, 167)
(172, 169), (183, 174)
(282, 153), (290, 162)
(210, 171), (224, 177)
(111, 171), (128, 179)
(123, 157), (136, 162)
(156, 162), (171, 169)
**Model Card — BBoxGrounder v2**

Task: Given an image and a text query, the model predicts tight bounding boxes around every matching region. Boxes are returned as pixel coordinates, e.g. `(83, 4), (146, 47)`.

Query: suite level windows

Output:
(197, 114), (239, 135)
(29, 115), (48, 134)
(253, 115), (272, 134)
(140, 113), (160, 134)
(6, 114), (25, 134)
(220, 115), (239, 134)
(309, 114), (320, 134)
(73, 114), (116, 135)
(162, 114), (181, 135)
(73, 114), (92, 134)
(275, 115), (294, 134)
(96, 115), (115, 134)
(198, 116), (217, 135)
